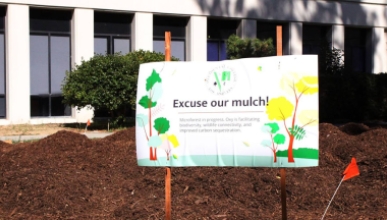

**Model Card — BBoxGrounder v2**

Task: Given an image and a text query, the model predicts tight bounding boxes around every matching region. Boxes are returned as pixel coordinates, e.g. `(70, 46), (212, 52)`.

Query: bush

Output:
(62, 50), (179, 125)
(226, 34), (275, 59)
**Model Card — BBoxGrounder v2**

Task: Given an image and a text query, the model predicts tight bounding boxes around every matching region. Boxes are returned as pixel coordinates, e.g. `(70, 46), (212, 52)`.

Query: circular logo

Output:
(206, 64), (237, 95)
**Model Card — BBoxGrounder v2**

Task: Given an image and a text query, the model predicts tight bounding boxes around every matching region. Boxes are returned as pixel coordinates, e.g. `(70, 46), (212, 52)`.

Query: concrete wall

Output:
(0, 0), (386, 27)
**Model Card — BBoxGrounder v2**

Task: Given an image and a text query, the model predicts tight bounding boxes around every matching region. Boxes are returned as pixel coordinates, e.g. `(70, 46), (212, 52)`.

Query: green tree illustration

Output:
(137, 69), (169, 161)
(261, 122), (286, 162)
(265, 75), (318, 162)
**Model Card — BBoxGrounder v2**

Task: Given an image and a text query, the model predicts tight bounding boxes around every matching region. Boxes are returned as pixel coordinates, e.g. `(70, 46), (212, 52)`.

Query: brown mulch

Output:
(0, 123), (386, 219)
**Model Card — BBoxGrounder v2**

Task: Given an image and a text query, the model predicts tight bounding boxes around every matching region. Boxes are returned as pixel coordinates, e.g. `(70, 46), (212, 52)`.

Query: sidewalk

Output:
(0, 132), (113, 142)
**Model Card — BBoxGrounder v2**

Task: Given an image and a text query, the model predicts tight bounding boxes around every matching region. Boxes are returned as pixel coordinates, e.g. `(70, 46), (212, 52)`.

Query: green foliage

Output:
(154, 117), (170, 134)
(289, 125), (306, 140)
(319, 42), (344, 76)
(277, 148), (319, 159)
(62, 50), (179, 126)
(226, 34), (275, 60)
(62, 53), (135, 123)
(319, 72), (387, 123)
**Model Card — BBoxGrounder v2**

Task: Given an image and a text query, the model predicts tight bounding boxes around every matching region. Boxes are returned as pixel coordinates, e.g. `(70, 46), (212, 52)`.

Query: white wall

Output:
(186, 16), (207, 61)
(131, 12), (153, 51)
(0, 0), (386, 27)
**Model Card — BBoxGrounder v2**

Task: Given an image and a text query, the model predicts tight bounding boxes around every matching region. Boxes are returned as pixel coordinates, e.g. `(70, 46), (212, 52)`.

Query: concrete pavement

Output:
(0, 132), (113, 142)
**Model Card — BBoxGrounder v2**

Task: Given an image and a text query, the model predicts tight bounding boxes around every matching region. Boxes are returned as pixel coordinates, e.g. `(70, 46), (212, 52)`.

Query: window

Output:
(153, 15), (187, 61)
(303, 25), (330, 55)
(0, 8), (5, 118)
(94, 11), (132, 55)
(30, 8), (72, 117)
(207, 18), (239, 61)
(345, 27), (368, 72)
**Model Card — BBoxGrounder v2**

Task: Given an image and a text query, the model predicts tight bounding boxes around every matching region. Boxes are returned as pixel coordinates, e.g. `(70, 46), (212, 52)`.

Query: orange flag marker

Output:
(342, 157), (360, 181)
(321, 157), (360, 219)
(87, 119), (91, 127)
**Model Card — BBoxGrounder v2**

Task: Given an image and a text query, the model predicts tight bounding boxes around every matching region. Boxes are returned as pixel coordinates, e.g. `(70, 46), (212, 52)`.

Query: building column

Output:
(237, 19), (257, 39)
(370, 27), (386, 73)
(6, 4), (30, 124)
(71, 8), (95, 122)
(332, 25), (345, 50)
(186, 15), (207, 61)
(131, 12), (153, 51)
(72, 8), (94, 68)
(285, 22), (302, 55)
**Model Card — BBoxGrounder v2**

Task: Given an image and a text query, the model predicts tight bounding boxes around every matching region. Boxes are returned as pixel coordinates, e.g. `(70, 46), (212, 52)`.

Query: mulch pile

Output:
(0, 123), (386, 219)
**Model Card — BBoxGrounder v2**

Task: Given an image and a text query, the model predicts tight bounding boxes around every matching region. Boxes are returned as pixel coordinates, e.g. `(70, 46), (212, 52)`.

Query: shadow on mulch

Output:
(0, 123), (386, 219)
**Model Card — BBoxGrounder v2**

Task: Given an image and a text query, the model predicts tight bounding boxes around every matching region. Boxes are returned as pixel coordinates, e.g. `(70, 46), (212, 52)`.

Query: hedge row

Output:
(319, 72), (387, 123)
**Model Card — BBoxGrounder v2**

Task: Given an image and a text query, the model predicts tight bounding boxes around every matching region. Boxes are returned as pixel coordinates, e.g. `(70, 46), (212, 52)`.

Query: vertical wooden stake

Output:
(165, 31), (172, 220)
(276, 25), (287, 220)
(276, 25), (283, 56)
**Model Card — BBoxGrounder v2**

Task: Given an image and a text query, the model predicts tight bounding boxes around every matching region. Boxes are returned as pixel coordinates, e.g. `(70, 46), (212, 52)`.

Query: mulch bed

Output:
(0, 123), (386, 219)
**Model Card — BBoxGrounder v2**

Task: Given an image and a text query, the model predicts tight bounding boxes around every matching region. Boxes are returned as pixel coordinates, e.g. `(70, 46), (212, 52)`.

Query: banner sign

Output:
(136, 55), (319, 167)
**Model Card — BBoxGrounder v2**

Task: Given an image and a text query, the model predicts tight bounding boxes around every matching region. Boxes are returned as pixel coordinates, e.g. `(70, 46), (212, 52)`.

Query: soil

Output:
(0, 123), (386, 219)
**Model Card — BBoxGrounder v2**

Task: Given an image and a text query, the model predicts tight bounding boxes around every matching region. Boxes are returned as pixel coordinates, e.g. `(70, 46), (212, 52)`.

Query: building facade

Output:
(0, 0), (386, 125)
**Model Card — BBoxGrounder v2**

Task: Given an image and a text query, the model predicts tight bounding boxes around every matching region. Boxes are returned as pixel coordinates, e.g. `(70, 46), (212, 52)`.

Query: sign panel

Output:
(136, 55), (319, 167)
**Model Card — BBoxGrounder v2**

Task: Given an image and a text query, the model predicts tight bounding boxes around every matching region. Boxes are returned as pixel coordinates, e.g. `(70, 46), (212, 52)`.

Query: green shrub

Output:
(226, 34), (275, 59)
(62, 50), (179, 125)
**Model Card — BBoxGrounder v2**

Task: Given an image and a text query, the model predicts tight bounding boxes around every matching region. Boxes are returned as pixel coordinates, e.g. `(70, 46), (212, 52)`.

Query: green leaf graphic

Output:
(265, 122), (280, 134)
(138, 95), (157, 109)
(146, 69), (162, 91)
(173, 154), (178, 159)
(154, 117), (170, 134)
(289, 125), (306, 140)
(273, 134), (286, 144)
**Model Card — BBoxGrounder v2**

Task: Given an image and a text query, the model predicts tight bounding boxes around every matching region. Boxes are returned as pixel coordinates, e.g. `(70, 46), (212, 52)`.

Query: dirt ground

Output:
(0, 122), (386, 219)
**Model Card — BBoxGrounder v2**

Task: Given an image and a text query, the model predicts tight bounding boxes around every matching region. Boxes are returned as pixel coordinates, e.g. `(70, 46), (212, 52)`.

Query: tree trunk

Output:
(287, 135), (295, 162)
(150, 147), (154, 160)
(149, 147), (158, 160)
(153, 147), (157, 160)
(273, 150), (277, 163)
(166, 152), (170, 161)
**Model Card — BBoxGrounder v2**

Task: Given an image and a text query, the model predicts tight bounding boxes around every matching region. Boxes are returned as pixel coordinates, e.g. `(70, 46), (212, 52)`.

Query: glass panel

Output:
(153, 16), (188, 38)
(30, 35), (49, 96)
(94, 11), (132, 35)
(207, 41), (219, 61)
(207, 19), (239, 40)
(31, 96), (49, 117)
(50, 36), (70, 95)
(0, 34), (4, 95)
(171, 40), (185, 61)
(0, 33), (4, 118)
(0, 96), (4, 118)
(51, 96), (71, 116)
(30, 9), (71, 32)
(219, 41), (227, 60)
(113, 38), (130, 54)
(153, 40), (165, 54)
(94, 37), (108, 55)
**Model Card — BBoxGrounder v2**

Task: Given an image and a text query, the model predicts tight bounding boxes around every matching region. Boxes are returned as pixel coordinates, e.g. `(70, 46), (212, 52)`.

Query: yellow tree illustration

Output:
(265, 75), (318, 162)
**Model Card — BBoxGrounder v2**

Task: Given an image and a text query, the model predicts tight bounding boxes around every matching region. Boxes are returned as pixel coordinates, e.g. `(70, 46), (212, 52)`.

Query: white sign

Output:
(136, 56), (319, 167)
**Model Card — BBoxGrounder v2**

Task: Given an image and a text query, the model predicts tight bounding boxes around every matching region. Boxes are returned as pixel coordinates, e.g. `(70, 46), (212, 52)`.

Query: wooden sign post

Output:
(276, 25), (287, 220)
(164, 31), (172, 220)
